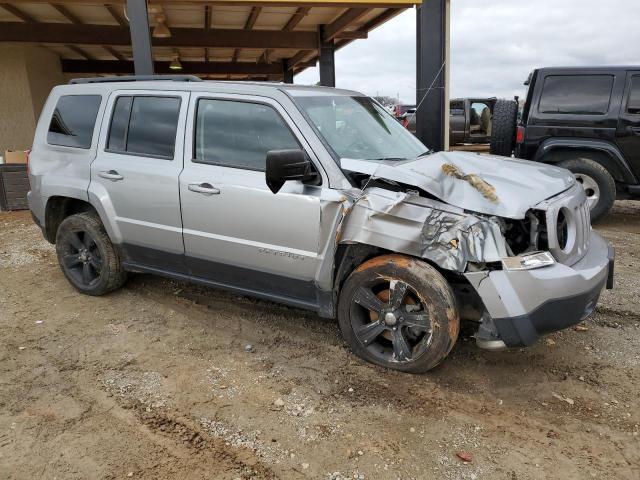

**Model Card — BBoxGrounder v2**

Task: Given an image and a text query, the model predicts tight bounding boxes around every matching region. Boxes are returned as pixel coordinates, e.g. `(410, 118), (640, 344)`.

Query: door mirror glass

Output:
(265, 149), (318, 194)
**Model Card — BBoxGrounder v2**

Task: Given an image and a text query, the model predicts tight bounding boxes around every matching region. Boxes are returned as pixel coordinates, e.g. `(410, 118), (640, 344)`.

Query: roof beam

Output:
(105, 4), (127, 26)
(244, 6), (262, 29)
(103, 45), (125, 60)
(66, 44), (94, 60)
(264, 6), (310, 67)
(323, 7), (371, 41)
(204, 5), (211, 62)
(0, 22), (318, 49)
(232, 6), (262, 62)
(51, 3), (82, 24)
(61, 59), (284, 75)
(0, 3), (35, 22)
(283, 6), (310, 30)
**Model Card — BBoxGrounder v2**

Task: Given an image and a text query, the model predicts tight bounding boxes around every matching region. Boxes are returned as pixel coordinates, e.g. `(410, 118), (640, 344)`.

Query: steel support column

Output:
(318, 26), (335, 87)
(416, 0), (450, 151)
(127, 0), (154, 75)
(283, 59), (294, 84)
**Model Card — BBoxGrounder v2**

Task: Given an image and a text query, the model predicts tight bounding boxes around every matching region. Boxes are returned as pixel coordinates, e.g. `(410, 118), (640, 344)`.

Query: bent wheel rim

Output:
(574, 173), (600, 210)
(349, 278), (433, 365)
(60, 229), (103, 288)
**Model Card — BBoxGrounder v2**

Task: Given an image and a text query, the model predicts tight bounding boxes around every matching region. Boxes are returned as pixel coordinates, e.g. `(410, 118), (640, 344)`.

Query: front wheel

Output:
(338, 255), (459, 373)
(55, 211), (127, 295)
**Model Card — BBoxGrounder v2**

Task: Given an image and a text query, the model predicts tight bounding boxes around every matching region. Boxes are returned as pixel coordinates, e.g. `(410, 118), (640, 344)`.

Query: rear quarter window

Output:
(538, 75), (614, 115)
(48, 95), (102, 149)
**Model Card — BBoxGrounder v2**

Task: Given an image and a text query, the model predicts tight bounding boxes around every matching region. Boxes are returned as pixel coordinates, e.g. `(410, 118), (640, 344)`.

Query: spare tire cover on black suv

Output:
(490, 99), (518, 157)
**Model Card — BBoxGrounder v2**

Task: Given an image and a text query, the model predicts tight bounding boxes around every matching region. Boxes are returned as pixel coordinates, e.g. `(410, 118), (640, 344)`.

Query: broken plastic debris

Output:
(456, 451), (473, 463)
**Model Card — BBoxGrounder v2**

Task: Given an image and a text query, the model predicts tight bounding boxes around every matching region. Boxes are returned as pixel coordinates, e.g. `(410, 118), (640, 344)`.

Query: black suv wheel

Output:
(338, 254), (459, 373)
(558, 158), (616, 222)
(55, 212), (127, 295)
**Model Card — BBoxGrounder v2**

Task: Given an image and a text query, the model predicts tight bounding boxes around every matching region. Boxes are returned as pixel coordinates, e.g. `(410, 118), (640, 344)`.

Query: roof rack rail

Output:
(69, 75), (202, 84)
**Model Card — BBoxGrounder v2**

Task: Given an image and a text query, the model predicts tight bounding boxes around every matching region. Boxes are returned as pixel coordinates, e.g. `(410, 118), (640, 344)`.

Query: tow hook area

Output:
(475, 313), (507, 351)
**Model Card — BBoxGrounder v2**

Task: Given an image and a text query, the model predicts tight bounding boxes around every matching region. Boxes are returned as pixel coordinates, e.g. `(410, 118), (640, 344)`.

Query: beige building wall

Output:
(0, 45), (65, 160)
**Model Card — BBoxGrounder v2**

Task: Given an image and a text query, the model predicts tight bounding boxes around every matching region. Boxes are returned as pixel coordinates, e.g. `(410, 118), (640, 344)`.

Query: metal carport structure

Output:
(0, 0), (449, 151)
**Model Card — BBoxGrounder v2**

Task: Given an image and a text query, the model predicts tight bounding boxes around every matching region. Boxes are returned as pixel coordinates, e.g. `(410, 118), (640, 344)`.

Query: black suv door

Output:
(617, 71), (640, 176)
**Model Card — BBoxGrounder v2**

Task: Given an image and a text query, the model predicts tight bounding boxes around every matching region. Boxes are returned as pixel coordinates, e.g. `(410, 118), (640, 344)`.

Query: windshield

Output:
(293, 94), (428, 161)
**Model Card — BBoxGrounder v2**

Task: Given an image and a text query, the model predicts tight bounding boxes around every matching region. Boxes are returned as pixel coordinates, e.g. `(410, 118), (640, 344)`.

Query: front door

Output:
(180, 93), (326, 307)
(90, 90), (190, 271)
(617, 71), (640, 176)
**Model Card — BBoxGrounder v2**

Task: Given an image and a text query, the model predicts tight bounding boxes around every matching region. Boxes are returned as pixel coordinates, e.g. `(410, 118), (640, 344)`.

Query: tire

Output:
(55, 211), (127, 295)
(558, 158), (616, 223)
(489, 99), (518, 157)
(337, 254), (460, 373)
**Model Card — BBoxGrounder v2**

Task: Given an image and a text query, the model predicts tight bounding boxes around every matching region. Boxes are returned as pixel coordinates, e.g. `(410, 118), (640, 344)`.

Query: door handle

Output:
(631, 127), (640, 136)
(188, 182), (220, 195)
(98, 170), (124, 181)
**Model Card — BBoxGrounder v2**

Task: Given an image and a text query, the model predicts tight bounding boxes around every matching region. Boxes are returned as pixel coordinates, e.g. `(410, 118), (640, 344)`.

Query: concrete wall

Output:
(0, 45), (65, 160)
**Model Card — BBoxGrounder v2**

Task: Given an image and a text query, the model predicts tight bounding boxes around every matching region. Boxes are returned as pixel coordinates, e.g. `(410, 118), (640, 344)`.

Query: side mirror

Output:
(265, 149), (318, 194)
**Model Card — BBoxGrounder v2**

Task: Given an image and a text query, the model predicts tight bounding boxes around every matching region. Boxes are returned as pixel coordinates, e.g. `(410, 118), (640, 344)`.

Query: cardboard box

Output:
(4, 150), (28, 164)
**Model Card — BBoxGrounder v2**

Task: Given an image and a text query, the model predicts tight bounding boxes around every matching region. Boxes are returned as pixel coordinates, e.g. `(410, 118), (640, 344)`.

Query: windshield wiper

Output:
(418, 150), (432, 157)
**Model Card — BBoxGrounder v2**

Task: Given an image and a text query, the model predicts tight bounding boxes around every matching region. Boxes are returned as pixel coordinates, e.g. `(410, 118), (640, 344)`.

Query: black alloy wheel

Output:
(338, 255), (459, 373)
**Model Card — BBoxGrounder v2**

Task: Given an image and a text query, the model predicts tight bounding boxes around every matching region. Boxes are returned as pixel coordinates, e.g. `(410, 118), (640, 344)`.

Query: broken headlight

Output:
(501, 251), (555, 271)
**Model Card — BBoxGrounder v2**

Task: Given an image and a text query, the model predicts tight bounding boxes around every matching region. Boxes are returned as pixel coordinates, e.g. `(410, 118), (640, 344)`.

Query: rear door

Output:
(180, 93), (325, 307)
(616, 71), (640, 175)
(90, 90), (189, 271)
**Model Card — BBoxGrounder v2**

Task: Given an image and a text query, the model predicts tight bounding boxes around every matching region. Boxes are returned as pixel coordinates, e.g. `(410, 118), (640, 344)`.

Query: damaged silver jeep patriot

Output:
(28, 76), (615, 373)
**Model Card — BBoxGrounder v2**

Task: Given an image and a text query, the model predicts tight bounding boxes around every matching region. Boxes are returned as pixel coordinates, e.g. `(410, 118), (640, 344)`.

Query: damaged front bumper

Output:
(465, 232), (614, 348)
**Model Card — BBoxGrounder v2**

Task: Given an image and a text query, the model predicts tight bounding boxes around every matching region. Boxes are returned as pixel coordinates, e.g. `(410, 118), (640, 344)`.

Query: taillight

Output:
(516, 126), (525, 144)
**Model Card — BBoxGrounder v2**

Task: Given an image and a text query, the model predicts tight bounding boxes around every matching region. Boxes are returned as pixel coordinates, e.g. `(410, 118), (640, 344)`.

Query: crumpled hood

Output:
(341, 151), (576, 219)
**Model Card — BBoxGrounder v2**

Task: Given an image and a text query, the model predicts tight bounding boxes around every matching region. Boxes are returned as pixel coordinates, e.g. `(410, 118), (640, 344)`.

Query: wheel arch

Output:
(44, 196), (110, 244)
(332, 244), (456, 309)
(534, 139), (636, 184)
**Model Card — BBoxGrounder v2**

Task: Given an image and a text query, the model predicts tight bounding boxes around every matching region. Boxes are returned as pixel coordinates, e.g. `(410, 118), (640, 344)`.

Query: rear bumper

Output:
(465, 232), (613, 347)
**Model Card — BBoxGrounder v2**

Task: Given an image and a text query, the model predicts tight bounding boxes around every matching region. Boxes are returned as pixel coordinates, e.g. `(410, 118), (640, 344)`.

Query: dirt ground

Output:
(1, 202), (639, 480)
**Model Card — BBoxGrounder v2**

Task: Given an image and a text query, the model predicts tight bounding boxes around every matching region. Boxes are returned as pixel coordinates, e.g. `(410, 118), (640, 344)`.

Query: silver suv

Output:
(28, 76), (614, 373)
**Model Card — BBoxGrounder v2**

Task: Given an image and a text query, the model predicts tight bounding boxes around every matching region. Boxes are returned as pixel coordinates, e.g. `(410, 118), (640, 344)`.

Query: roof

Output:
(0, 0), (420, 80)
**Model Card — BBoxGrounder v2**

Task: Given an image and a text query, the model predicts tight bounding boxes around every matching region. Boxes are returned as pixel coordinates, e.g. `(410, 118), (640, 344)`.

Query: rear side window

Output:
(194, 99), (299, 171)
(628, 76), (640, 114)
(48, 95), (102, 148)
(538, 75), (613, 115)
(107, 96), (181, 158)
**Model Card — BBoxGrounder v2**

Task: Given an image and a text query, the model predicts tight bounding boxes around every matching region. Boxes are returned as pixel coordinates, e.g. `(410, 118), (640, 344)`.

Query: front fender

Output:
(338, 187), (508, 273)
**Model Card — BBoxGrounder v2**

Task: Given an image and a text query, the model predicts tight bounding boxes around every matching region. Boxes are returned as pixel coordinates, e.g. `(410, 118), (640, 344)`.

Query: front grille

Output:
(541, 184), (591, 266)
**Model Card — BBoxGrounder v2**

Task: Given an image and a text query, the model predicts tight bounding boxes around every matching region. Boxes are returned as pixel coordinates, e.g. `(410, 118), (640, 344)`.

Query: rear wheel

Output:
(489, 99), (518, 156)
(55, 212), (127, 295)
(558, 158), (616, 222)
(338, 255), (459, 373)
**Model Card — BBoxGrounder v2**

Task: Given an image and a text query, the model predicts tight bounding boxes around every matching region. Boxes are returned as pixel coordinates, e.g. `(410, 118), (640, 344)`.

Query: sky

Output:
(295, 0), (640, 104)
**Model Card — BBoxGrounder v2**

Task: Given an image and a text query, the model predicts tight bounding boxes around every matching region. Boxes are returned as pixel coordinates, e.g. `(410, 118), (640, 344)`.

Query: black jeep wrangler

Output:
(493, 66), (640, 221)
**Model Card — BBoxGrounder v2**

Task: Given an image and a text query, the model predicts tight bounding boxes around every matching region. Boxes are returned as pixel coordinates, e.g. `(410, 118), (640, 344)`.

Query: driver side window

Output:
(194, 99), (299, 171)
